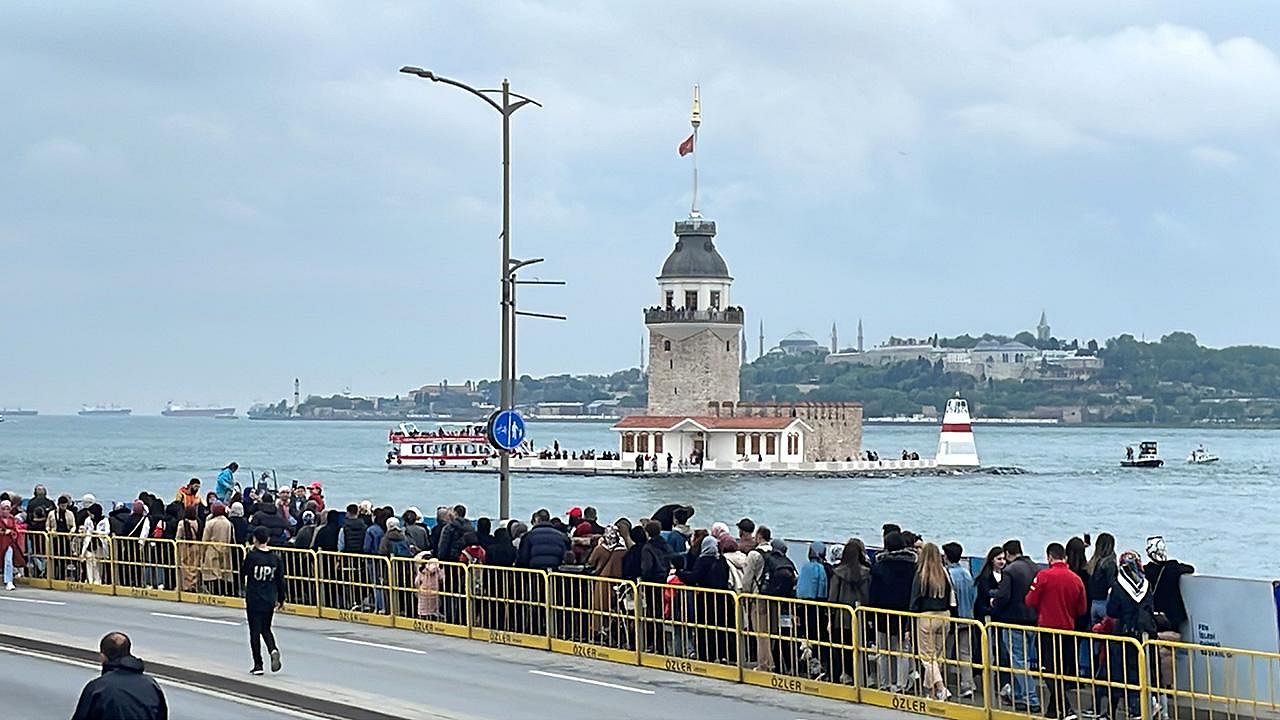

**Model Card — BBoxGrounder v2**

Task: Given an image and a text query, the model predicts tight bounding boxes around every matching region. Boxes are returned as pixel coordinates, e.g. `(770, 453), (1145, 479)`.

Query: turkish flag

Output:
(678, 134), (694, 156)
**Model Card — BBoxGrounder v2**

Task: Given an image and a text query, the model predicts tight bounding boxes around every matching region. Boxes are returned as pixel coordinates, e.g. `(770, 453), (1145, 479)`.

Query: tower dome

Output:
(658, 218), (730, 279)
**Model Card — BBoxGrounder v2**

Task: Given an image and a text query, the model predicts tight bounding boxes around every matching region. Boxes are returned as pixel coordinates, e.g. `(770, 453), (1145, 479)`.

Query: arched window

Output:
(637, 433), (649, 453)
(622, 433), (634, 452)
(750, 433), (761, 455)
(765, 434), (777, 455)
(735, 433), (746, 455)
(663, 340), (671, 352)
(654, 432), (663, 453)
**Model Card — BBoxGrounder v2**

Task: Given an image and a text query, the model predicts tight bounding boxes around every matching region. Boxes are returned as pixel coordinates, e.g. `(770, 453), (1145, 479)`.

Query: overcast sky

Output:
(4, 2), (1280, 413)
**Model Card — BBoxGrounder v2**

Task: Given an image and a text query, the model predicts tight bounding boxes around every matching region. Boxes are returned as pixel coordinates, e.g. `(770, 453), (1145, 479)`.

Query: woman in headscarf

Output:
(1095, 551), (1154, 719)
(201, 501), (236, 595)
(176, 505), (203, 592)
(586, 525), (628, 641)
(614, 518), (634, 550)
(676, 535), (731, 663)
(80, 503), (110, 585)
(0, 500), (26, 591)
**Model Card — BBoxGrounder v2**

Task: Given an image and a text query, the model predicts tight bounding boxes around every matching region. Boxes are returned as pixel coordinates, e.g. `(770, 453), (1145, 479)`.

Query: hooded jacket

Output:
(248, 504), (289, 544)
(71, 656), (168, 720)
(378, 527), (412, 557)
(403, 522), (431, 555)
(868, 548), (917, 611)
(515, 522), (569, 570)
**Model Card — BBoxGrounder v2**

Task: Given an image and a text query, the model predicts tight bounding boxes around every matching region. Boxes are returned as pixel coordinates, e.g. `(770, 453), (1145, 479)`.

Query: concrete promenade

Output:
(0, 588), (922, 720)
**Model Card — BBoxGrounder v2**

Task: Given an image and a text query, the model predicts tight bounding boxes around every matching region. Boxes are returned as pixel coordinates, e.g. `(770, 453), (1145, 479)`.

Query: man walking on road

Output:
(241, 526), (286, 675)
(72, 632), (168, 720)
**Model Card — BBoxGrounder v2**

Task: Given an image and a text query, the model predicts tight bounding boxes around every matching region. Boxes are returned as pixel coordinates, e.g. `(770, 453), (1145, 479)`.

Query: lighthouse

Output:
(936, 393), (980, 467)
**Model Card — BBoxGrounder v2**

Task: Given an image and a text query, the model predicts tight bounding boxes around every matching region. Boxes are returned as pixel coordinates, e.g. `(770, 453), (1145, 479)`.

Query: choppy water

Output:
(0, 416), (1274, 576)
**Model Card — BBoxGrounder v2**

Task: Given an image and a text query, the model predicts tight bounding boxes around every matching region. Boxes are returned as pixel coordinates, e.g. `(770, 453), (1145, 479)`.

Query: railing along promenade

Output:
(17, 530), (1280, 720)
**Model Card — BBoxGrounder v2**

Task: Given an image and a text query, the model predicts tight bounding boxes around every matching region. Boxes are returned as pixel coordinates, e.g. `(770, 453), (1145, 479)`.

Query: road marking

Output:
(0, 596), (67, 606)
(327, 636), (427, 655)
(528, 669), (655, 695)
(0, 645), (317, 718)
(150, 611), (239, 626)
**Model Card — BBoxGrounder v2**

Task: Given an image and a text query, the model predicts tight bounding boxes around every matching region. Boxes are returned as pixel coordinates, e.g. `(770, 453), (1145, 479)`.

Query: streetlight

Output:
(507, 258), (567, 409)
(399, 66), (541, 520)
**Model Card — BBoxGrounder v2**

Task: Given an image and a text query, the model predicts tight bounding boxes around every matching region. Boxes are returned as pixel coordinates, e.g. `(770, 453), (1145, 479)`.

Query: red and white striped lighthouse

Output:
(936, 393), (980, 467)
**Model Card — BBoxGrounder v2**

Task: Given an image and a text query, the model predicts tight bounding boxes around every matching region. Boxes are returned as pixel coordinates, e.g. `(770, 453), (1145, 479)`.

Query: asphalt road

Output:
(0, 588), (918, 720)
(0, 650), (306, 719)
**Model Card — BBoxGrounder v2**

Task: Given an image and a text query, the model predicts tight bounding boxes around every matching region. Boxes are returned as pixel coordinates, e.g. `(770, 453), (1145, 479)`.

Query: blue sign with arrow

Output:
(487, 409), (526, 451)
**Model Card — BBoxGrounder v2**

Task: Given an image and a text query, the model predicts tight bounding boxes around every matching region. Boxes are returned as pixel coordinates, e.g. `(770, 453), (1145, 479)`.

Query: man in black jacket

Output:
(340, 504), (367, 554)
(249, 494), (290, 545)
(241, 527), (286, 675)
(867, 531), (917, 691)
(515, 509), (569, 571)
(72, 632), (167, 720)
(992, 539), (1041, 712)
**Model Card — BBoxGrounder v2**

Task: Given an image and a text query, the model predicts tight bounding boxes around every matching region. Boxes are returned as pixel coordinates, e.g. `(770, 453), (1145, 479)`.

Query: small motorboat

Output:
(1188, 446), (1219, 464)
(1121, 441), (1164, 468)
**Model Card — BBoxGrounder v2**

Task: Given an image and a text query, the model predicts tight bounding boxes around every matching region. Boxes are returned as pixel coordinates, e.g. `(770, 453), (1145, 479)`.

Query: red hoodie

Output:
(1026, 560), (1087, 630)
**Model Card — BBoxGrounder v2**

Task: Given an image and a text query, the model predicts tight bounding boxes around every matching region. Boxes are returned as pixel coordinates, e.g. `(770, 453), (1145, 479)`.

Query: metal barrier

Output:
(637, 581), (741, 682)
(470, 565), (549, 649)
(45, 530), (114, 594)
(1147, 636), (1280, 720)
(21, 529), (52, 588)
(858, 607), (988, 720)
(389, 556), (469, 638)
(275, 545), (321, 618)
(988, 622), (1148, 720)
(174, 539), (245, 609)
(111, 536), (180, 602)
(316, 551), (393, 627)
(547, 571), (639, 665)
(738, 594), (859, 702)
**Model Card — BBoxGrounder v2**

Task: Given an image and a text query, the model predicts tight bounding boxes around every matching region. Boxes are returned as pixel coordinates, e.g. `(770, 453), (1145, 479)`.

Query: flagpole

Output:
(690, 84), (701, 217)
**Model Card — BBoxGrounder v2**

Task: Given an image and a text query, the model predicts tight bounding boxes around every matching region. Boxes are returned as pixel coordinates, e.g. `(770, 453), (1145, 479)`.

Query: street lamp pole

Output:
(400, 67), (540, 521)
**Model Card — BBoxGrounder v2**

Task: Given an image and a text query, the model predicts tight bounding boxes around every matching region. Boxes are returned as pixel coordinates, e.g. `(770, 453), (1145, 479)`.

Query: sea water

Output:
(0, 416), (1274, 576)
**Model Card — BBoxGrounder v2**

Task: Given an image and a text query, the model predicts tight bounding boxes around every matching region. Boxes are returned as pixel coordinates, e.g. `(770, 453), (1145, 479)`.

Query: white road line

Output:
(0, 646), (317, 718)
(0, 596), (67, 606)
(326, 636), (427, 655)
(150, 611), (240, 626)
(528, 669), (655, 695)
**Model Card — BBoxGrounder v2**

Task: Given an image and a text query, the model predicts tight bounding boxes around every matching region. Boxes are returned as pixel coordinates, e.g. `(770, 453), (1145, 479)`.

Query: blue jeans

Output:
(1003, 627), (1040, 707)
(3, 547), (13, 586)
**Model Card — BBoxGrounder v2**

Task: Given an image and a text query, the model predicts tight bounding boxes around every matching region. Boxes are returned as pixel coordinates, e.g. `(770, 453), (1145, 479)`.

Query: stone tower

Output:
(1037, 311), (1050, 342)
(645, 215), (742, 416)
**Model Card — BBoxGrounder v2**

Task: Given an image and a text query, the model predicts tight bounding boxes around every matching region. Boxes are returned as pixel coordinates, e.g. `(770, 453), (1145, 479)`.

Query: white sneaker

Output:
(4, 583), (14, 591)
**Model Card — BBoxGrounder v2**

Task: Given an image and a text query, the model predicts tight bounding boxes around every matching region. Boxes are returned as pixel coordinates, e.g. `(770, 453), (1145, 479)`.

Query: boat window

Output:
(412, 444), (424, 454)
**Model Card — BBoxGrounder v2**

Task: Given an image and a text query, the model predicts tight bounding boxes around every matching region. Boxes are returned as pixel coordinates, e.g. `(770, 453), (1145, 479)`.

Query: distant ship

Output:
(0, 408), (37, 416)
(79, 406), (132, 417)
(161, 402), (236, 418)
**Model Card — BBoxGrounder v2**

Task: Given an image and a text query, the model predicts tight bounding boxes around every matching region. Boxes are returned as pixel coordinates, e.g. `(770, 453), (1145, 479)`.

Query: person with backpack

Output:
(741, 528), (795, 672)
(240, 527), (286, 676)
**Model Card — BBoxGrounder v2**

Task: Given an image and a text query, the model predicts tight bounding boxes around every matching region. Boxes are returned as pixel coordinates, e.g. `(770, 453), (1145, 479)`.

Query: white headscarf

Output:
(1146, 536), (1167, 563)
(1117, 550), (1149, 602)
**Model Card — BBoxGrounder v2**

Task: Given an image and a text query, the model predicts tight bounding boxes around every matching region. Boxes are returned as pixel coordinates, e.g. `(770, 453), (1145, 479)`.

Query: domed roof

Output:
(780, 331), (819, 346)
(658, 217), (731, 280)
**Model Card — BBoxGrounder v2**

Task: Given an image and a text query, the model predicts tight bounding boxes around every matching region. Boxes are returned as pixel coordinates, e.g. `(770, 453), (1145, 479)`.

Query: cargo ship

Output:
(78, 406), (132, 416)
(0, 408), (37, 416)
(161, 402), (236, 418)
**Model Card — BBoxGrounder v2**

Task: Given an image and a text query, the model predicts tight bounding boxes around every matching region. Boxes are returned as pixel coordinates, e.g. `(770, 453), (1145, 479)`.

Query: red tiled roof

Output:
(612, 415), (802, 431)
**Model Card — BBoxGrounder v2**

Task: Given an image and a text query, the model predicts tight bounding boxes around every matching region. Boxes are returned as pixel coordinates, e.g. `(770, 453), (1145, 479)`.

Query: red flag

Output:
(678, 134), (694, 157)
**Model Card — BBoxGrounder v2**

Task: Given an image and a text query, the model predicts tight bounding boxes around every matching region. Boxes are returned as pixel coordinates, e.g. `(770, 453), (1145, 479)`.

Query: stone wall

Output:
(716, 401), (864, 462)
(646, 326), (741, 416)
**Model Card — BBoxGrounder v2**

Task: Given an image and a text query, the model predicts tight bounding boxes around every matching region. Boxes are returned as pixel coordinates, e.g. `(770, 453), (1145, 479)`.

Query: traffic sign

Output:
(487, 409), (526, 451)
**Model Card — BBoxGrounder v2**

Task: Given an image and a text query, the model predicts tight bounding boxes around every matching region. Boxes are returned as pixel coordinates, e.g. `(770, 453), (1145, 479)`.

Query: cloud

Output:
(23, 137), (91, 171)
(1189, 144), (1239, 166)
(952, 103), (1102, 151)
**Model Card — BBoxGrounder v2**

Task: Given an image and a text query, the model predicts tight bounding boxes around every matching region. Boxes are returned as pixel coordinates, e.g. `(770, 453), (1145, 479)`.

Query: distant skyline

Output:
(5, 2), (1280, 414)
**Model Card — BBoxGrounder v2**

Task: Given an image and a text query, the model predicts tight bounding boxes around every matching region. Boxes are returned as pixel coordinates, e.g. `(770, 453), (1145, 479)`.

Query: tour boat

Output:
(1121, 441), (1164, 468)
(1187, 446), (1220, 464)
(385, 422), (497, 469)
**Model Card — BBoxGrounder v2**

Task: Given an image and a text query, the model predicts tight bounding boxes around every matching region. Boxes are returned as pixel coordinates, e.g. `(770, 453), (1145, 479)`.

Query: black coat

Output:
(229, 517), (249, 546)
(341, 516), (368, 553)
(868, 549), (917, 611)
(71, 656), (168, 720)
(679, 553), (730, 591)
(992, 556), (1039, 625)
(1145, 559), (1195, 629)
(639, 536), (673, 583)
(516, 523), (569, 570)
(621, 542), (645, 581)
(249, 506), (290, 544)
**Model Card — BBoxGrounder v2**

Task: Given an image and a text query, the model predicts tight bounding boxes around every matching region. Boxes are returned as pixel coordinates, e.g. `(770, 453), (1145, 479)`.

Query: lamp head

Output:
(399, 66), (436, 80)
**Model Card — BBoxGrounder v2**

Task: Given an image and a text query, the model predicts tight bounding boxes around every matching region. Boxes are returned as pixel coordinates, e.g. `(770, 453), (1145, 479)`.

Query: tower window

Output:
(685, 290), (698, 310)
(669, 359), (673, 369)
(709, 290), (720, 309)
(663, 340), (671, 352)
(664, 291), (674, 310)
(726, 341), (731, 352)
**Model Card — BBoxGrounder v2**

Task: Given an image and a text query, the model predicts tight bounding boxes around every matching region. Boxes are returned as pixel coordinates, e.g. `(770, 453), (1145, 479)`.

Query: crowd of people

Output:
(1, 480), (1195, 718)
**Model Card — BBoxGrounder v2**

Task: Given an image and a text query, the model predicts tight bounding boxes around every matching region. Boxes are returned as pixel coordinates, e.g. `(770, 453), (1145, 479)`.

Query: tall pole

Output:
(499, 78), (512, 520)
(690, 84), (701, 217)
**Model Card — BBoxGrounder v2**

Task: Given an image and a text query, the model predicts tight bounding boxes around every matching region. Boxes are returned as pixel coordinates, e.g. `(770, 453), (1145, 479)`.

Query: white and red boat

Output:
(385, 422), (497, 469)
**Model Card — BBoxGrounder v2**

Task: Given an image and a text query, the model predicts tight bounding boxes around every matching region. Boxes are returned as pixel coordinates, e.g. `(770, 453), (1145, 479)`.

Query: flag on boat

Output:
(678, 134), (694, 156)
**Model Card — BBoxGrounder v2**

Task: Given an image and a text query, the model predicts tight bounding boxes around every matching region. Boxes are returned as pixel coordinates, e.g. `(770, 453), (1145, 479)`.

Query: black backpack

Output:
(757, 549), (797, 597)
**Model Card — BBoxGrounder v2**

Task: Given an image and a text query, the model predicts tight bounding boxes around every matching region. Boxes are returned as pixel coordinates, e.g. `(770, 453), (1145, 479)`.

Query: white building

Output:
(614, 415), (813, 464)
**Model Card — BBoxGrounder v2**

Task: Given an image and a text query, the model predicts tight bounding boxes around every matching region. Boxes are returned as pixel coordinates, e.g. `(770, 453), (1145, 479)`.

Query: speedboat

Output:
(1188, 447), (1219, 464)
(1121, 441), (1163, 468)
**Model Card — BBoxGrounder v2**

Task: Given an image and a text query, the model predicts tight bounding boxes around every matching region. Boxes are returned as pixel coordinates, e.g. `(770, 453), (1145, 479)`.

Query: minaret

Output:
(640, 334), (646, 371)
(831, 322), (838, 353)
(1037, 311), (1051, 342)
(857, 318), (864, 353)
(741, 333), (748, 366)
(758, 319), (765, 359)
(644, 86), (741, 416)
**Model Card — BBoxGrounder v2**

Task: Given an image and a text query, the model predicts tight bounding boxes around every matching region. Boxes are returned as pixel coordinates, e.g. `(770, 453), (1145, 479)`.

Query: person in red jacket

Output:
(1026, 542), (1087, 720)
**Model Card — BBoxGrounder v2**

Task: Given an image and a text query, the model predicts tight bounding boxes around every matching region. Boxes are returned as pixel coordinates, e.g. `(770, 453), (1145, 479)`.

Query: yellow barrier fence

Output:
(1147, 636), (1280, 720)
(275, 545), (321, 618)
(739, 593), (859, 702)
(21, 529), (51, 589)
(547, 571), (638, 664)
(988, 622), (1149, 720)
(45, 530), (114, 595)
(173, 539), (245, 609)
(858, 607), (988, 720)
(112, 536), (179, 602)
(316, 550), (393, 626)
(389, 556), (470, 638)
(637, 581), (740, 682)
(470, 565), (548, 649)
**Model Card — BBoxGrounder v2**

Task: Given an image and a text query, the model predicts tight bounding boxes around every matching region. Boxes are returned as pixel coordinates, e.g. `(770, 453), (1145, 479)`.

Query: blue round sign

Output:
(487, 409), (526, 451)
